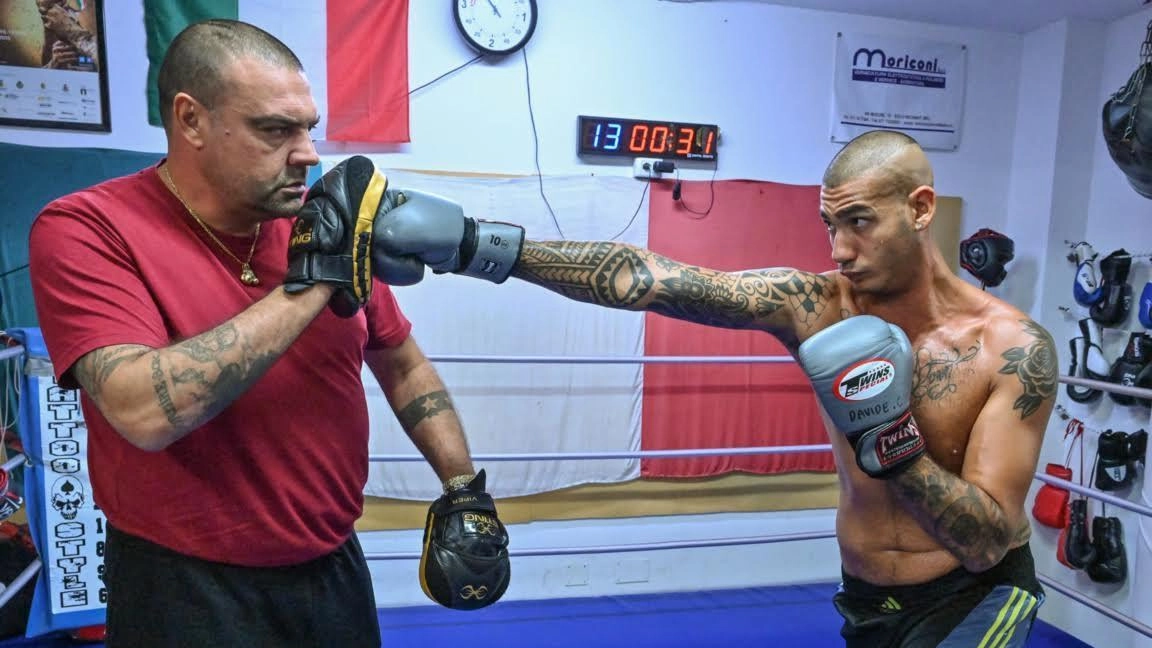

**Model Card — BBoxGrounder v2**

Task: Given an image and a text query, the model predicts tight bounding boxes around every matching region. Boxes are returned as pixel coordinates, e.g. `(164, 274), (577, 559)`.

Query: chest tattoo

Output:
(910, 343), (981, 406)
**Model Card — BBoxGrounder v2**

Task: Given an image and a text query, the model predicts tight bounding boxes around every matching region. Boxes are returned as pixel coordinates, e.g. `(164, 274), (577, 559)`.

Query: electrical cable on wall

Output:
(522, 48), (651, 242)
(672, 166), (719, 218)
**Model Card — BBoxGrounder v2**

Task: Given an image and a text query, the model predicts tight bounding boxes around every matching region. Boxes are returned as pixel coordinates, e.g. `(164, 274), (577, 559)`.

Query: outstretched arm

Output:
(368, 191), (840, 342)
(889, 319), (1057, 572)
(512, 240), (837, 343)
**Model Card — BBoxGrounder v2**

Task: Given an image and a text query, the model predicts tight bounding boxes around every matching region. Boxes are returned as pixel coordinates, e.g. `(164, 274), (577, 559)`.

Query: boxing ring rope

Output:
(369, 445), (834, 462)
(1036, 574), (1152, 638)
(2, 347), (1152, 638)
(0, 453), (38, 611)
(364, 530), (838, 561)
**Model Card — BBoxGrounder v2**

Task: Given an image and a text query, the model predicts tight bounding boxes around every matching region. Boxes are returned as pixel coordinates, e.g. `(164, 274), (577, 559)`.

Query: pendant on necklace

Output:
(240, 264), (260, 286)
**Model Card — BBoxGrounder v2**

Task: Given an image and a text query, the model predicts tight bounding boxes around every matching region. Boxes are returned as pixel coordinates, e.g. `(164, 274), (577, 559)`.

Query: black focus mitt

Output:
(419, 469), (510, 610)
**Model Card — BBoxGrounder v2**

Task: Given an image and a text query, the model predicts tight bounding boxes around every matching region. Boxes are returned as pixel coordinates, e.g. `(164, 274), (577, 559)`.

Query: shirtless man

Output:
(360, 129), (1057, 646)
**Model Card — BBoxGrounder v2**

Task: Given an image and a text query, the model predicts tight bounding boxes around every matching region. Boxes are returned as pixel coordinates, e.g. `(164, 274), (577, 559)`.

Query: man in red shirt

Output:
(28, 19), (496, 647)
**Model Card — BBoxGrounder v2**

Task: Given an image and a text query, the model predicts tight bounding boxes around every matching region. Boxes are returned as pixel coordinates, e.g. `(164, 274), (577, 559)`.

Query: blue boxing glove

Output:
(1069, 242), (1103, 307)
(797, 315), (926, 478)
(1139, 281), (1152, 329)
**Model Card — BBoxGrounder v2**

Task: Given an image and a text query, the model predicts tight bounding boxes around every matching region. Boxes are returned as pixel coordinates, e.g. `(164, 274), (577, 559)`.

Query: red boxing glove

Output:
(1032, 463), (1071, 529)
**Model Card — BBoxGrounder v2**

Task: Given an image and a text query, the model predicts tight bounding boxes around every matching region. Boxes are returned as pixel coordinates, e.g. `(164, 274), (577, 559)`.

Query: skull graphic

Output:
(51, 476), (85, 520)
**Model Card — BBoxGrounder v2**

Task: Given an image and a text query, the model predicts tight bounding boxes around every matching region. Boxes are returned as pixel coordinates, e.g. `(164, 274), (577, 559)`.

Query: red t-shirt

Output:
(28, 163), (412, 566)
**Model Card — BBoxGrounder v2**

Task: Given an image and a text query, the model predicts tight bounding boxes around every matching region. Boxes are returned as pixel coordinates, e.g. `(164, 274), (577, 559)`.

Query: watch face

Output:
(454, 0), (537, 55)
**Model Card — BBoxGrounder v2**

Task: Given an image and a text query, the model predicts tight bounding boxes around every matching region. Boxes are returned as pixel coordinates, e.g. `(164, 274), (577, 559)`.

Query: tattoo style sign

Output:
(832, 33), (968, 151)
(12, 328), (106, 637)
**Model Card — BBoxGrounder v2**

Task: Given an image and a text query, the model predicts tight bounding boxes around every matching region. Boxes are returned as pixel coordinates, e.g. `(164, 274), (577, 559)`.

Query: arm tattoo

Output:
(513, 241), (654, 306)
(891, 457), (1014, 571)
(149, 354), (183, 429)
(997, 320), (1058, 419)
(512, 241), (833, 332)
(396, 390), (456, 432)
(910, 343), (980, 407)
(71, 345), (149, 400)
(158, 325), (280, 427)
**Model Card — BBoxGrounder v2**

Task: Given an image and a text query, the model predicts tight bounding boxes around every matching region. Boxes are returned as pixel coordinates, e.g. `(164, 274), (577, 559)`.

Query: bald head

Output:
(823, 130), (933, 199)
(157, 19), (303, 131)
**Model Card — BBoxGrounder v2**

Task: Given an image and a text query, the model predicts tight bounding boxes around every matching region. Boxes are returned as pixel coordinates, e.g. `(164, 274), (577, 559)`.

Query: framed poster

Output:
(0, 0), (110, 132)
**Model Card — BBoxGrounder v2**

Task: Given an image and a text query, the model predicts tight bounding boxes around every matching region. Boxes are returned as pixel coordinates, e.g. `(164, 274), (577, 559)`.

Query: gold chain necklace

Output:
(161, 165), (262, 286)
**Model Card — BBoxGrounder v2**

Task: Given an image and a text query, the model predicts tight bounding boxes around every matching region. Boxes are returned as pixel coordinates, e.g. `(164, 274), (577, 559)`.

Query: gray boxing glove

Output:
(797, 315), (926, 478)
(373, 189), (525, 284)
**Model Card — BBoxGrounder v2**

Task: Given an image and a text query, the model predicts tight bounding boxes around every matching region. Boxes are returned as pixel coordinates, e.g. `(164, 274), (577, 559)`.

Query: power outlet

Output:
(565, 563), (589, 587)
(633, 157), (664, 179)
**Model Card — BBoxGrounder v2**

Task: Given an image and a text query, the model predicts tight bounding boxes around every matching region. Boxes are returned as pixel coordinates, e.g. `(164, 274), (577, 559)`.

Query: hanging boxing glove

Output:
(1062, 499), (1096, 570)
(1032, 463), (1072, 528)
(1087, 516), (1127, 584)
(1137, 362), (1152, 408)
(1066, 337), (1103, 403)
(1056, 514), (1074, 569)
(1108, 332), (1152, 406)
(1069, 242), (1104, 307)
(1127, 429), (1147, 467)
(1080, 318), (1111, 394)
(1090, 249), (1134, 327)
(1094, 431), (1134, 491)
(1139, 281), (1152, 329)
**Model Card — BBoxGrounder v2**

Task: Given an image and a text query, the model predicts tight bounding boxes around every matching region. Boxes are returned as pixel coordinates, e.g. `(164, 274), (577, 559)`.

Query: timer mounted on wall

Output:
(453, 0), (538, 56)
(577, 115), (720, 162)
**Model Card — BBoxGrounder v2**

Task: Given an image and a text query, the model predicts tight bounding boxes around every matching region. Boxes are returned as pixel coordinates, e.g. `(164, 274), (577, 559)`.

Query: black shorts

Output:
(833, 544), (1044, 648)
(103, 523), (381, 648)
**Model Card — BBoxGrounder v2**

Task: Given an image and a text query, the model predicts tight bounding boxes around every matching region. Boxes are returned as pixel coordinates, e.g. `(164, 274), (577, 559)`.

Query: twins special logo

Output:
(834, 359), (895, 401)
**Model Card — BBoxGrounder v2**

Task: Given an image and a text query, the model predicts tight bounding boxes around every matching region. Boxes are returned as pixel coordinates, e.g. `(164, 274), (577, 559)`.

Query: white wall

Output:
(11, 1), (1152, 645)
(0, 1), (1023, 237)
(1013, 7), (1152, 648)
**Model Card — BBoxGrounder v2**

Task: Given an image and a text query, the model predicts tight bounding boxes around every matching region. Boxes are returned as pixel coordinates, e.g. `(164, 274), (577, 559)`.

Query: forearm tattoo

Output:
(72, 345), (148, 400)
(397, 390), (456, 432)
(73, 323), (282, 433)
(149, 354), (182, 429)
(910, 343), (980, 407)
(891, 457), (1016, 571)
(512, 241), (833, 333)
(151, 324), (280, 429)
(998, 320), (1058, 419)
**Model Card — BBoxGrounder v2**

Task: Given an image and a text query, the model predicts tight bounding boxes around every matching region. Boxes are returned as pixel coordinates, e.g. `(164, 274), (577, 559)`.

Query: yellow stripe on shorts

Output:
(976, 586), (1038, 648)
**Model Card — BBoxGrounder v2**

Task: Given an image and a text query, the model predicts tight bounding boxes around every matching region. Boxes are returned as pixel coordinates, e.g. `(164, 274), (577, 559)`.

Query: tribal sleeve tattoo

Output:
(511, 241), (835, 338)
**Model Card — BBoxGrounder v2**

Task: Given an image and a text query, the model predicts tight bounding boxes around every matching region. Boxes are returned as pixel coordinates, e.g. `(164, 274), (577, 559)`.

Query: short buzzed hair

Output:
(823, 130), (931, 199)
(157, 19), (303, 130)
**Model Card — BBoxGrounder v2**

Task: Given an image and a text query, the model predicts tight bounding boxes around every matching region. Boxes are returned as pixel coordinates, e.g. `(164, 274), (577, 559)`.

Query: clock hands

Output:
(486, 0), (502, 18)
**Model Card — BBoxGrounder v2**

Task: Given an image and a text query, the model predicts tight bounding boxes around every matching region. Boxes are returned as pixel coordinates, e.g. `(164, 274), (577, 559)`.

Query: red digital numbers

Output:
(577, 116), (718, 160)
(626, 123), (716, 157)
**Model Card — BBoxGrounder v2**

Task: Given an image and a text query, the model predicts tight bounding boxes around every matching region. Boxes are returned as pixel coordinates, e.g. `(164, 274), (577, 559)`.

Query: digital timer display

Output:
(577, 115), (719, 161)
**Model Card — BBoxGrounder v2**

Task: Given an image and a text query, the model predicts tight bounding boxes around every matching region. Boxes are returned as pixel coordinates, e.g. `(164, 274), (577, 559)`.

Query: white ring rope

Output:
(364, 530), (838, 561)
(2, 348), (1149, 637)
(5, 345), (1151, 399)
(368, 444), (833, 462)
